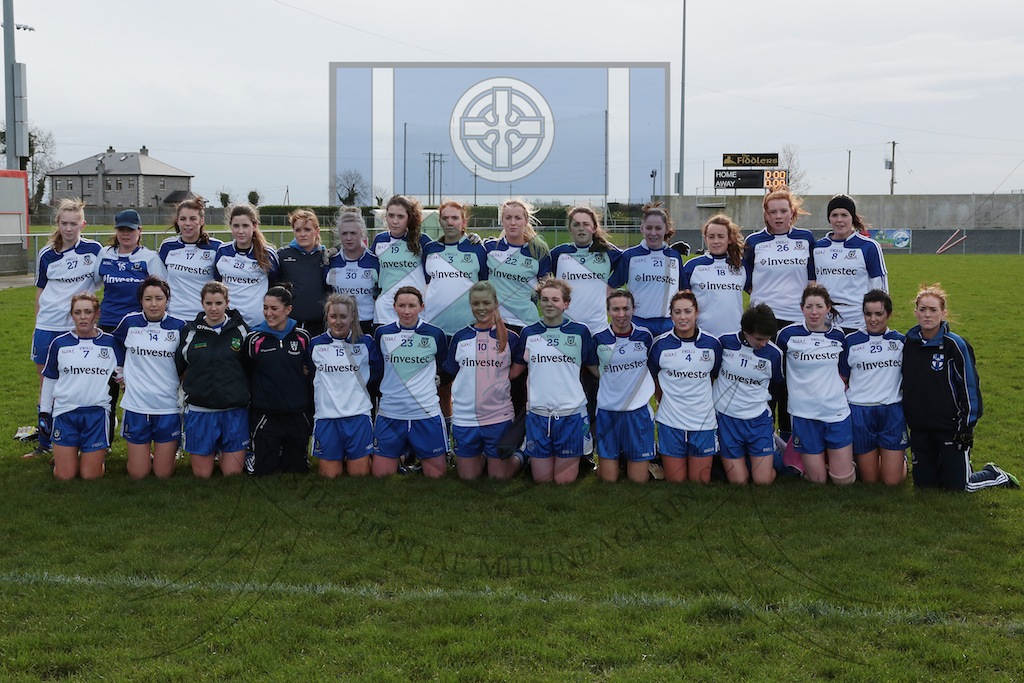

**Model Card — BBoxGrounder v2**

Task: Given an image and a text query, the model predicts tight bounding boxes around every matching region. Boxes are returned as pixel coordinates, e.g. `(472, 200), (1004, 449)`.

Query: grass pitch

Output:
(0, 255), (1022, 681)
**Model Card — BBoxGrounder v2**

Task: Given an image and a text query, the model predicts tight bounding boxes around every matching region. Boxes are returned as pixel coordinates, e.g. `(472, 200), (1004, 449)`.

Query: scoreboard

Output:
(714, 169), (788, 190)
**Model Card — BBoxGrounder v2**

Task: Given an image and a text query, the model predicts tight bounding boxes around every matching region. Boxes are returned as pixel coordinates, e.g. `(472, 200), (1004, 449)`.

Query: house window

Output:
(128, 178), (136, 190)
(116, 178), (123, 191)
(54, 179), (61, 191)
(105, 178), (112, 191)
(159, 179), (166, 190)
(87, 178), (95, 190)
(68, 180), (74, 191)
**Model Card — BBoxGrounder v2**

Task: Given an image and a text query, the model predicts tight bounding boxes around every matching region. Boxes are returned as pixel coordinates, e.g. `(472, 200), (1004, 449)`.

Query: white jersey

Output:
(776, 323), (850, 422)
(443, 326), (519, 427)
(609, 244), (683, 321)
(593, 326), (655, 412)
(714, 332), (784, 420)
(374, 320), (447, 420)
(743, 228), (816, 323)
(485, 239), (551, 327)
(371, 232), (429, 326)
(681, 253), (747, 339)
(551, 242), (621, 334)
(422, 238), (488, 336)
(40, 330), (122, 417)
(513, 320), (597, 417)
(841, 329), (904, 406)
(111, 312), (186, 415)
(34, 238), (103, 332)
(158, 236), (223, 321)
(649, 329), (722, 431)
(324, 250), (379, 323)
(309, 332), (381, 419)
(813, 233), (889, 330)
(214, 242), (280, 328)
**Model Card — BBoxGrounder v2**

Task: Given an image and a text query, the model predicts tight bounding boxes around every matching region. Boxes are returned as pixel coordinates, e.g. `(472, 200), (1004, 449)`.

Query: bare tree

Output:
(332, 169), (368, 206)
(779, 143), (809, 195)
(371, 185), (390, 207)
(1, 123), (60, 212)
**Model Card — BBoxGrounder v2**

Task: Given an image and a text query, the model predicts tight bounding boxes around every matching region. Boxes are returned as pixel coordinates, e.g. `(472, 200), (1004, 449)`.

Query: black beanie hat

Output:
(827, 194), (857, 217)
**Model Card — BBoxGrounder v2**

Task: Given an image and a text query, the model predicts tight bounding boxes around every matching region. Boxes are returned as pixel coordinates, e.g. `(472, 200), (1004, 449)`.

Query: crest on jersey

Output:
(522, 257), (533, 268)
(889, 341), (899, 351)
(352, 345), (362, 354)
(99, 348), (110, 359)
(594, 253), (605, 263)
(756, 359), (767, 371)
(231, 338), (242, 351)
(462, 254), (473, 263)
(83, 255), (93, 265)
(931, 353), (944, 371)
(701, 350), (711, 362)
(794, 242), (805, 251)
(250, 261), (260, 271)
(201, 251), (212, 260)
(419, 337), (431, 348)
(566, 336), (576, 346)
(845, 251), (857, 260)
(290, 340), (299, 352)
(166, 332), (177, 341)
(634, 342), (645, 352)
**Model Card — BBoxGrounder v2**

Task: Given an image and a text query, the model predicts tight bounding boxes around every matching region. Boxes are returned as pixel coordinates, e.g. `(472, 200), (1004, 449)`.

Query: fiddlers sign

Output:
(722, 153), (779, 167)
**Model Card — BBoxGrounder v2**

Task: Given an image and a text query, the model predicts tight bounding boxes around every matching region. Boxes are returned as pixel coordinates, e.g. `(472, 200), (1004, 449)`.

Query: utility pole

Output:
(435, 153), (447, 205)
(846, 150), (851, 194)
(889, 141), (896, 195)
(473, 165), (478, 207)
(423, 152), (434, 204)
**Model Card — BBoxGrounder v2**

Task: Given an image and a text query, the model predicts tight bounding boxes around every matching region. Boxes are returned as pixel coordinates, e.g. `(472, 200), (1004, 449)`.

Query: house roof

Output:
(49, 147), (192, 178)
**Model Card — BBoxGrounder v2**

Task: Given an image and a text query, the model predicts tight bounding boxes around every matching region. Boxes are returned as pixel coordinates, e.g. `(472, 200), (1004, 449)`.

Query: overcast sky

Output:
(6, 0), (1024, 207)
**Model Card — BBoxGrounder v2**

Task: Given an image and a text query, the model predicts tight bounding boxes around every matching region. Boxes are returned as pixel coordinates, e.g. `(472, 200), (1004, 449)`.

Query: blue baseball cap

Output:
(114, 209), (142, 230)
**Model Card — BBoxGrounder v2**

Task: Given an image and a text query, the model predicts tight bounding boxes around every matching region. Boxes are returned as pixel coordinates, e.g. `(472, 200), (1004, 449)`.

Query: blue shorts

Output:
(312, 415), (374, 462)
(121, 411), (182, 445)
(452, 421), (512, 459)
(183, 407), (249, 455)
(525, 411), (591, 459)
(792, 415), (853, 454)
(596, 407), (655, 462)
(850, 404), (909, 455)
(52, 406), (110, 451)
(31, 328), (64, 365)
(657, 423), (717, 458)
(717, 410), (776, 460)
(373, 414), (449, 460)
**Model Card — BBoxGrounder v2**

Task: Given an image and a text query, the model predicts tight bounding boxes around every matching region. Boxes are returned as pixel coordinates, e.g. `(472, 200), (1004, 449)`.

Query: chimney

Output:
(140, 145), (149, 156)
(107, 145), (115, 153)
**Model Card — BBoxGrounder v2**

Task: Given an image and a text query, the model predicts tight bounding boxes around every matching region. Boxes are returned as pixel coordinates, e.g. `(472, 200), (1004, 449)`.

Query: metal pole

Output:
(3, 0), (17, 170)
(403, 122), (407, 195)
(677, 0), (686, 194)
(846, 150), (851, 194)
(889, 141), (896, 195)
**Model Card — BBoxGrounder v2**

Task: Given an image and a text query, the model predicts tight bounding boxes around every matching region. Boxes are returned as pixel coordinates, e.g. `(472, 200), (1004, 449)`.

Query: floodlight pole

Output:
(3, 0), (24, 170)
(677, 0), (685, 194)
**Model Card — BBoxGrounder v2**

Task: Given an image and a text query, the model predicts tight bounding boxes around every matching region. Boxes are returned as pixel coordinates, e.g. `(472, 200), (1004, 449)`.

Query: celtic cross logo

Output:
(450, 77), (554, 183)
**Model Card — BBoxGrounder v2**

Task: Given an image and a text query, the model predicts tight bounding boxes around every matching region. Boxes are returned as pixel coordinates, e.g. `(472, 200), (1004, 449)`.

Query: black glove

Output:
(38, 412), (53, 439)
(466, 232), (483, 245)
(953, 429), (974, 449)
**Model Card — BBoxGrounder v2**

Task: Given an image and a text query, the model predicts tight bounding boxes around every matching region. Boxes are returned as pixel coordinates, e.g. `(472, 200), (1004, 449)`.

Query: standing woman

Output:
(371, 195), (430, 327)
(511, 277), (598, 484)
(277, 209), (330, 336)
(97, 209), (168, 331)
(175, 282), (251, 478)
(609, 202), (684, 336)
(372, 286), (449, 478)
(111, 276), (187, 479)
(649, 291), (723, 483)
(550, 206), (621, 335)
(28, 198), (102, 459)
(902, 284), (1017, 491)
(159, 196), (222, 322)
(40, 293), (122, 480)
(214, 203), (279, 328)
(592, 290), (656, 483)
(839, 290), (907, 485)
(485, 198), (551, 330)
(713, 304), (784, 485)
(245, 284), (314, 475)
(814, 194), (888, 332)
(743, 187), (816, 437)
(422, 199), (488, 338)
(325, 208), (379, 335)
(776, 285), (854, 485)
(444, 282), (524, 480)
(681, 214), (747, 338)
(308, 294), (382, 478)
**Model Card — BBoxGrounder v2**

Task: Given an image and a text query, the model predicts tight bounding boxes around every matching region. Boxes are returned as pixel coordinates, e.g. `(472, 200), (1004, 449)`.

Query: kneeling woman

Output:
(444, 282), (524, 480)
(649, 291), (723, 483)
(511, 276), (598, 484)
(40, 293), (123, 480)
(776, 284), (853, 484)
(309, 294), (381, 478)
(372, 286), (449, 478)
(246, 284), (314, 475)
(839, 290), (907, 485)
(111, 276), (187, 479)
(176, 282), (252, 478)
